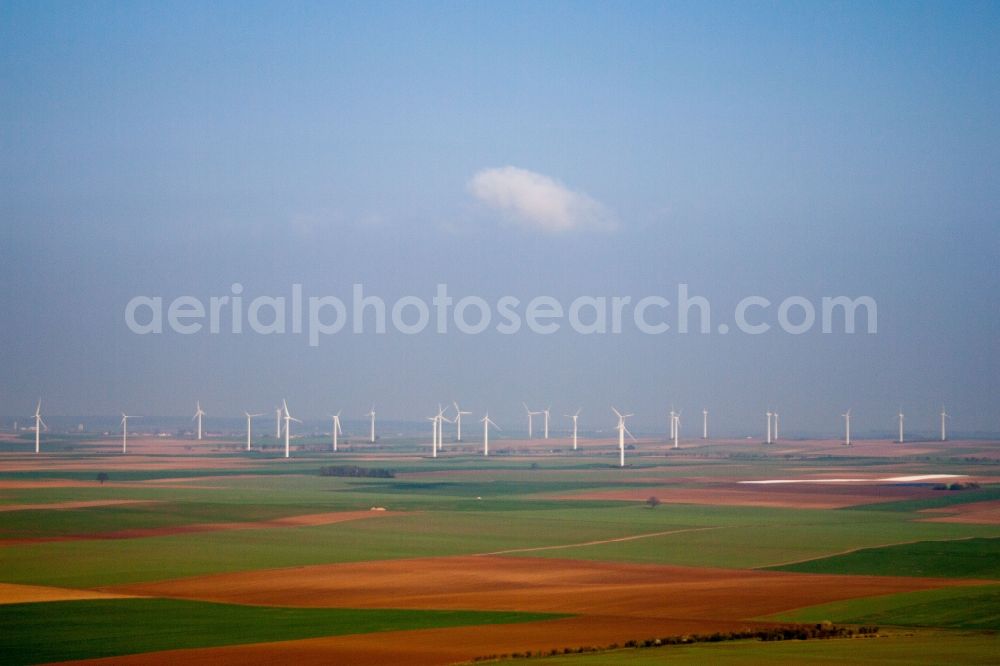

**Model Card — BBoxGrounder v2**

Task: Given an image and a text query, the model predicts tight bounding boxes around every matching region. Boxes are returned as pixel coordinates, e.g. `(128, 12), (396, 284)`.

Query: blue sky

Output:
(1, 1), (998, 435)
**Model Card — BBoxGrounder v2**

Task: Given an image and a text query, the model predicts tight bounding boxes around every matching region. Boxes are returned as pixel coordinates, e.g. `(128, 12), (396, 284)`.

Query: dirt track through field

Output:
(479, 526), (726, 555)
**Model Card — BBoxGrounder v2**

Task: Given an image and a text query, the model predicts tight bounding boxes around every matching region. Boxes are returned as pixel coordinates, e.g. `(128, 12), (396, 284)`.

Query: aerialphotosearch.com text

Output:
(124, 283), (878, 347)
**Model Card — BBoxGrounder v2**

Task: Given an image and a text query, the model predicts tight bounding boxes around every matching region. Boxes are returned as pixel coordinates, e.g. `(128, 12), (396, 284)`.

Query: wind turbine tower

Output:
(453, 402), (471, 442)
(565, 409), (581, 450)
(330, 411), (343, 452)
(702, 409), (708, 440)
(612, 407), (635, 468)
(672, 411), (681, 449)
(244, 411), (263, 451)
(33, 399), (46, 454)
(120, 413), (139, 453)
(940, 406), (949, 441)
(898, 408), (905, 444)
(193, 401), (205, 440)
(773, 412), (780, 441)
(843, 409), (852, 446)
(427, 415), (439, 458)
(523, 403), (541, 439)
(282, 399), (302, 459)
(368, 406), (376, 444)
(766, 411), (773, 444)
(481, 412), (499, 456)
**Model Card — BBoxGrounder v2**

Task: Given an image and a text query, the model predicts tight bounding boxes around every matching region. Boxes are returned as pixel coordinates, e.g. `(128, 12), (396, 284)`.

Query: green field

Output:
(769, 537), (1000, 579)
(0, 598), (561, 664)
(769, 584), (1000, 630)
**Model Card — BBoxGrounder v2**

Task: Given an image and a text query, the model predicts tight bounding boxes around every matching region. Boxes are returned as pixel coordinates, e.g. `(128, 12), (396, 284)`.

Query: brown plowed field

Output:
(114, 555), (971, 616)
(0, 510), (399, 545)
(920, 499), (1000, 524)
(0, 582), (133, 605)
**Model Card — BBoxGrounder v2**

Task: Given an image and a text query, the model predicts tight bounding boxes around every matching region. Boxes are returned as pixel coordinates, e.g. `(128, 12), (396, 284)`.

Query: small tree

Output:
(96, 472), (109, 485)
(646, 496), (661, 508)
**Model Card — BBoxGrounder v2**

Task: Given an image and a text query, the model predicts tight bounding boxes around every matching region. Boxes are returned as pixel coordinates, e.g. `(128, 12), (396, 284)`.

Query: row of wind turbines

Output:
(22, 400), (955, 463)
(840, 407), (950, 446)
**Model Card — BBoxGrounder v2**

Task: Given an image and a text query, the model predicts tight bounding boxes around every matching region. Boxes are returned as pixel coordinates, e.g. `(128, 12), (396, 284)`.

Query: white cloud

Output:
(468, 166), (617, 233)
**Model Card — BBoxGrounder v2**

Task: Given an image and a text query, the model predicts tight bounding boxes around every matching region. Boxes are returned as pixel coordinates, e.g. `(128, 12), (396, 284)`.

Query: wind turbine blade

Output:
(612, 407), (622, 418)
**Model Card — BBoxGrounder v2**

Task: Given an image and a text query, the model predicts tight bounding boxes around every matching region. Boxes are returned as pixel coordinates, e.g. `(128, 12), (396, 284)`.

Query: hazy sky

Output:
(2, 1), (998, 436)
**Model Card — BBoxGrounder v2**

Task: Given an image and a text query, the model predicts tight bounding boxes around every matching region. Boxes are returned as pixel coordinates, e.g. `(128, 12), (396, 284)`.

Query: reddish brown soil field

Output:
(919, 499), (1000, 524)
(95, 556), (979, 666)
(114, 555), (972, 615)
(0, 582), (133, 605)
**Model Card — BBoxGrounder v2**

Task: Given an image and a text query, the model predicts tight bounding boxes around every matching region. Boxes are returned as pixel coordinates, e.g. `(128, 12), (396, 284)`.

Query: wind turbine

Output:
(282, 399), (302, 458)
(897, 408), (905, 444)
(523, 403), (541, 439)
(32, 399), (47, 454)
(427, 405), (451, 457)
(435, 404), (452, 449)
(330, 411), (343, 452)
(842, 409), (852, 446)
(120, 413), (139, 453)
(193, 401), (205, 440)
(542, 406), (551, 439)
(940, 406), (949, 441)
(668, 407), (676, 442)
(275, 407), (282, 438)
(672, 410), (681, 449)
(773, 412), (780, 441)
(243, 411), (263, 451)
(368, 406), (376, 444)
(481, 412), (499, 456)
(765, 410), (773, 444)
(427, 414), (439, 458)
(565, 409), (581, 450)
(612, 407), (636, 468)
(702, 409), (708, 440)
(453, 402), (472, 442)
